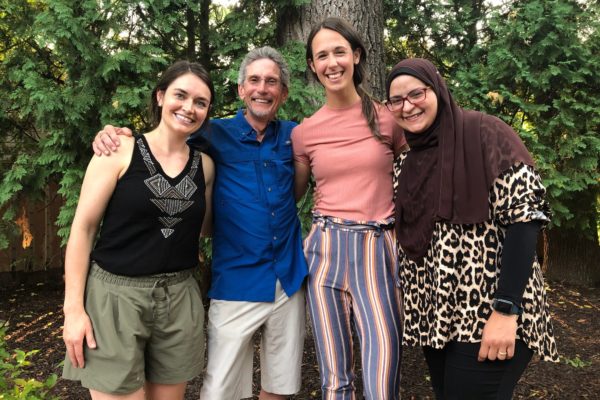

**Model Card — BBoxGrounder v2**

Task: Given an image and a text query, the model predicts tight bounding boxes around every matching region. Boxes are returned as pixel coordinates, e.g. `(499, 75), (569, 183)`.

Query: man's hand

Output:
(478, 310), (518, 362)
(92, 125), (133, 156)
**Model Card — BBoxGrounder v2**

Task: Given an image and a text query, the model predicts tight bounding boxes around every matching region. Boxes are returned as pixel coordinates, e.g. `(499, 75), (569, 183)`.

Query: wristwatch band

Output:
(492, 298), (523, 316)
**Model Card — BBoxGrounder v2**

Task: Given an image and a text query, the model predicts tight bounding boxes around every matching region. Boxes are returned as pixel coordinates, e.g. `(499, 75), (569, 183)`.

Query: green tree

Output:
(0, 0), (321, 250)
(452, 0), (600, 237)
(0, 0), (170, 247)
(383, 0), (489, 77)
(384, 0), (599, 235)
(383, 0), (599, 281)
(1, 0), (597, 282)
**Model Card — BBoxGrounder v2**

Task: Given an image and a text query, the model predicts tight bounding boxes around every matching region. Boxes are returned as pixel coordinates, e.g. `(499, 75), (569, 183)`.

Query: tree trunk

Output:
(186, 6), (196, 60)
(276, 0), (386, 98)
(44, 185), (49, 269)
(198, 0), (211, 68)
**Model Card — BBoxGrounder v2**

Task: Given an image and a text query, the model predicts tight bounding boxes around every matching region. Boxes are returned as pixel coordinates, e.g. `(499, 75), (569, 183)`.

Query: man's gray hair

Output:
(238, 46), (290, 88)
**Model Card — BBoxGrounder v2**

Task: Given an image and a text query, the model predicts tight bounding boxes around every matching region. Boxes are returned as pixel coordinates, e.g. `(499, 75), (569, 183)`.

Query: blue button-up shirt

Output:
(189, 109), (307, 302)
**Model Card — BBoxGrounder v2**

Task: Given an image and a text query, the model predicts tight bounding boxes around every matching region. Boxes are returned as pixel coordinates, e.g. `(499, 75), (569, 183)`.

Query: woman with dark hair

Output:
(385, 58), (558, 399)
(62, 60), (215, 400)
(293, 17), (406, 399)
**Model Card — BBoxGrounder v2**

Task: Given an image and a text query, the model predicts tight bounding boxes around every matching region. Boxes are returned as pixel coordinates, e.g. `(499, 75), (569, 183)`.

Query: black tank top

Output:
(92, 135), (206, 276)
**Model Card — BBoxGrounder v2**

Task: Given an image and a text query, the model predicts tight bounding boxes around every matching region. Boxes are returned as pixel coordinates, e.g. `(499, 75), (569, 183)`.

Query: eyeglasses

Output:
(385, 87), (430, 112)
(245, 76), (281, 88)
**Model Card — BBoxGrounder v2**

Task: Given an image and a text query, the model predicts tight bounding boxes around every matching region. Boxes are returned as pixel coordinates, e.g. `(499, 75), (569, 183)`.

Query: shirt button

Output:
(273, 236), (277, 240)
(268, 187), (272, 192)
(271, 212), (275, 216)
(264, 162), (267, 167)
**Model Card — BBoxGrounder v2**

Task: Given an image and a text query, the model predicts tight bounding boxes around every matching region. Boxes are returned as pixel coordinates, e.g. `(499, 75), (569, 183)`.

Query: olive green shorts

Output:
(62, 263), (205, 394)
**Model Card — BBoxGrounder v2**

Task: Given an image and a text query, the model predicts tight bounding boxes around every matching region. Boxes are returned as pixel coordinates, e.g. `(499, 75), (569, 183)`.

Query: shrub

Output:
(0, 325), (58, 400)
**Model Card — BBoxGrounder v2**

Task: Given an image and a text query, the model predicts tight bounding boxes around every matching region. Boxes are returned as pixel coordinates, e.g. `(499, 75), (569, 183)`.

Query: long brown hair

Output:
(306, 17), (382, 141)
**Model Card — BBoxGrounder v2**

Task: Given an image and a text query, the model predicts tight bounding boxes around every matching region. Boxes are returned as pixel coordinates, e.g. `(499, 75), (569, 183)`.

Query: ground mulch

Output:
(0, 277), (598, 399)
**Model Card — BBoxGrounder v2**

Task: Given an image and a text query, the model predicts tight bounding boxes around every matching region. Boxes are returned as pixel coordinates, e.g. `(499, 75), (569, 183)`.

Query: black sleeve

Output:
(495, 220), (542, 306)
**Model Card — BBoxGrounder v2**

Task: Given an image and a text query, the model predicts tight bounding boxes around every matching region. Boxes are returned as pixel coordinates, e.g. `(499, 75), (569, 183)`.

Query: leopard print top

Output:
(394, 156), (559, 362)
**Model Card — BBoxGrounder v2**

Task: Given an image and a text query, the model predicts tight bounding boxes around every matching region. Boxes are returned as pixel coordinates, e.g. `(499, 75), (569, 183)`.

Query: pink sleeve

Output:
(291, 125), (310, 165)
(392, 124), (407, 157)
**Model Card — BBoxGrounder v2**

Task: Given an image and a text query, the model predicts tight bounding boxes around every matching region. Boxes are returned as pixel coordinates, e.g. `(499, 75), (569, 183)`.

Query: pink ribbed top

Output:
(292, 100), (406, 221)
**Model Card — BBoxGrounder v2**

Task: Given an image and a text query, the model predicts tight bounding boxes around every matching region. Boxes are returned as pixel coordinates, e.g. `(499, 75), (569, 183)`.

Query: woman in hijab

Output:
(385, 58), (558, 399)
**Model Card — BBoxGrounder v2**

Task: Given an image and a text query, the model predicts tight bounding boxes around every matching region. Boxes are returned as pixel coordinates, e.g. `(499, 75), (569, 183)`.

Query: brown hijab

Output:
(385, 58), (534, 262)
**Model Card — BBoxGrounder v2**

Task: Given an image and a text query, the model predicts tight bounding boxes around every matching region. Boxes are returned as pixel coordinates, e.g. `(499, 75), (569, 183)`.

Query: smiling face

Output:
(308, 28), (361, 98)
(388, 74), (439, 134)
(156, 72), (212, 136)
(238, 58), (288, 127)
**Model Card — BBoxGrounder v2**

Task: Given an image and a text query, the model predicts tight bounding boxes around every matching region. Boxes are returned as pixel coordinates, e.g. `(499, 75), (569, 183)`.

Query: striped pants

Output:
(304, 216), (402, 400)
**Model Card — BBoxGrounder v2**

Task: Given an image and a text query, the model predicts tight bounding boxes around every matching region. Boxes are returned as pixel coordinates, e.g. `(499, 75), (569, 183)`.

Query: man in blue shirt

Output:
(194, 47), (307, 400)
(92, 47), (308, 400)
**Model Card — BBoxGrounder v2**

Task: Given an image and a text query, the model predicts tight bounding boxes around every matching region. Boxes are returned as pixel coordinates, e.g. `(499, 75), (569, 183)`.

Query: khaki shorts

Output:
(200, 281), (306, 399)
(62, 263), (205, 394)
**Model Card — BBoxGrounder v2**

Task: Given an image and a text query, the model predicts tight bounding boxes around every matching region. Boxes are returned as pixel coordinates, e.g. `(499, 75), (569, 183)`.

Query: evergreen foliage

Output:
(0, 0), (320, 249)
(452, 0), (600, 236)
(385, 0), (599, 238)
(0, 0), (598, 249)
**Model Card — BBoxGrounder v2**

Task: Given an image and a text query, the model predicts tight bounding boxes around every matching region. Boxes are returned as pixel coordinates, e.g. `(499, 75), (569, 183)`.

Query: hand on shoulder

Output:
(89, 135), (134, 179)
(92, 125), (134, 156)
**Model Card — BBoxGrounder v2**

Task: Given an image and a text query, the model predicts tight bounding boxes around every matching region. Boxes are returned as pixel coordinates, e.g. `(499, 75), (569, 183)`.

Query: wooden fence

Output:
(1, 186), (598, 288)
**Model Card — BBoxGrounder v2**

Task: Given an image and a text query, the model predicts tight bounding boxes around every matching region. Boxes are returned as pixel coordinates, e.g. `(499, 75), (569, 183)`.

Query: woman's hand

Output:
(63, 309), (97, 368)
(478, 310), (518, 362)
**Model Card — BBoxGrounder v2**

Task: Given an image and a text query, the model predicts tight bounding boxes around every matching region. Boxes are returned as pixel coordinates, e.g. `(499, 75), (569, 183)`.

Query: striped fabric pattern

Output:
(304, 216), (403, 400)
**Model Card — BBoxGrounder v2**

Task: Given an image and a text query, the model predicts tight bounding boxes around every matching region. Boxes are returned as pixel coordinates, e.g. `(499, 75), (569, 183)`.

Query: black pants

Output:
(423, 340), (533, 400)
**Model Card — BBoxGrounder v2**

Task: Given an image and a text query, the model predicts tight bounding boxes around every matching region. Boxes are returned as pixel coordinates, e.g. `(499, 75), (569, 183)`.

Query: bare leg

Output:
(259, 389), (287, 400)
(145, 382), (187, 400)
(90, 388), (145, 400)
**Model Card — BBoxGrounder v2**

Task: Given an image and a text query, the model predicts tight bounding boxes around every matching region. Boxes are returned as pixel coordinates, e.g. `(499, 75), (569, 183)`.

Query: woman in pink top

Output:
(292, 17), (406, 400)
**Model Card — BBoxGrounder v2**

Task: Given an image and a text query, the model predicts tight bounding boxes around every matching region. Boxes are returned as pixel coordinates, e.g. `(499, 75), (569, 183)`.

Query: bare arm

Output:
(200, 153), (215, 237)
(92, 124), (134, 156)
(294, 161), (311, 202)
(63, 138), (132, 368)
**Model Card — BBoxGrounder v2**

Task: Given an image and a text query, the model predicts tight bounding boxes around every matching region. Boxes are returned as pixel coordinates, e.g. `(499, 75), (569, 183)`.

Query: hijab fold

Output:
(386, 59), (534, 262)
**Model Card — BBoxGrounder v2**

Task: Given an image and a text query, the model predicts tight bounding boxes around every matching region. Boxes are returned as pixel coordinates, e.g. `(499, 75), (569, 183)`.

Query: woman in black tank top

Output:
(62, 61), (215, 399)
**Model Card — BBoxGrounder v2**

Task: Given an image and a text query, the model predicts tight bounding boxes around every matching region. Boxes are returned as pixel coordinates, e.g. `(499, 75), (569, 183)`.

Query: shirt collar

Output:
(236, 108), (279, 143)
